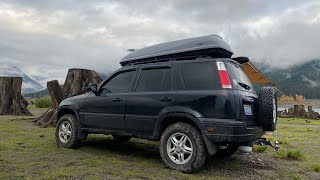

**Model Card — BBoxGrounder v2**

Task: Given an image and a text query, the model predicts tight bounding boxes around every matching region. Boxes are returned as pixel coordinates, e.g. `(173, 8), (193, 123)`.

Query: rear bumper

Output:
(199, 118), (265, 143)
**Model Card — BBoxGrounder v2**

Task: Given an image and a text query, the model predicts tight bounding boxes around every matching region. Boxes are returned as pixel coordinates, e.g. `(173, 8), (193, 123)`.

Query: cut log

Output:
(0, 77), (32, 116)
(307, 106), (320, 119)
(35, 68), (102, 127)
(34, 80), (65, 127)
(63, 68), (102, 98)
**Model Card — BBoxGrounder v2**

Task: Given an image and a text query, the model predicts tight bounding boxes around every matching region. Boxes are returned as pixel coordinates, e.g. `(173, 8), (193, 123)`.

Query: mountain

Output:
(257, 59), (320, 98)
(24, 72), (110, 98)
(0, 64), (45, 94)
(21, 60), (320, 99)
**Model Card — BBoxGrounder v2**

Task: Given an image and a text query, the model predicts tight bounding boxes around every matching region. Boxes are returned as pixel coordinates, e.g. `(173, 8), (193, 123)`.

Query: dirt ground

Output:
(0, 107), (319, 179)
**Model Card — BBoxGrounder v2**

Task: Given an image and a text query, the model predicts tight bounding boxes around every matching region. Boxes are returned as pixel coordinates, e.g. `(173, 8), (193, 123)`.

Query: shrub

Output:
(286, 149), (305, 160)
(310, 163), (320, 172)
(252, 145), (268, 153)
(274, 149), (305, 160)
(35, 97), (53, 108)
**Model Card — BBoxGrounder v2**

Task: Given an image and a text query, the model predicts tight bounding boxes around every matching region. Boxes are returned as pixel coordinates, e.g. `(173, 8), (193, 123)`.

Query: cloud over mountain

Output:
(0, 0), (319, 83)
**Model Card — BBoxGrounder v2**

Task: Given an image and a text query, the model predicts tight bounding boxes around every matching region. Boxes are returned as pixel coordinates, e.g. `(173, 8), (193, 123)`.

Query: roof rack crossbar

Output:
(124, 55), (211, 66)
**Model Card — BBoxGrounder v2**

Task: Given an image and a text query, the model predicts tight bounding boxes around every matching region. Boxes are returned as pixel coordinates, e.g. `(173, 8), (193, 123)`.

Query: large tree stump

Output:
(35, 68), (102, 127)
(63, 68), (102, 98)
(34, 80), (65, 127)
(292, 105), (308, 118)
(0, 77), (32, 115)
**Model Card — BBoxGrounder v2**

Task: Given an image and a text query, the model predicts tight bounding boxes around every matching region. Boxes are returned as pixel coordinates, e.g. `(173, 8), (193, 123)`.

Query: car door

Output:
(82, 69), (136, 131)
(125, 64), (174, 135)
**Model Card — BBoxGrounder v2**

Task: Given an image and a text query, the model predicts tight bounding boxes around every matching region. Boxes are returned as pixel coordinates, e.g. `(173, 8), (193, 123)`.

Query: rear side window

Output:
(180, 62), (220, 90)
(136, 68), (172, 92)
(226, 62), (254, 92)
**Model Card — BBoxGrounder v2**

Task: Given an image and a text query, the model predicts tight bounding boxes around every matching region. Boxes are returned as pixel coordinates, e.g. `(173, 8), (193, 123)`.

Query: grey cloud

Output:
(0, 0), (320, 84)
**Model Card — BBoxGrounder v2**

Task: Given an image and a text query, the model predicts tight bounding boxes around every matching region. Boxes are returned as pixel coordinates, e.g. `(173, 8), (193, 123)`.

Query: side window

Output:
(136, 68), (172, 92)
(180, 62), (220, 90)
(99, 70), (135, 95)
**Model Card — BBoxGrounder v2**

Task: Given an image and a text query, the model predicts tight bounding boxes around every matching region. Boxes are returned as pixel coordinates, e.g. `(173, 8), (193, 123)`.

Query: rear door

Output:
(225, 60), (258, 125)
(125, 64), (174, 135)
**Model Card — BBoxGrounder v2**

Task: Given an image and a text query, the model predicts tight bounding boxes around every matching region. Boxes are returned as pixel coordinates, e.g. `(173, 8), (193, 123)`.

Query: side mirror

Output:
(87, 83), (98, 94)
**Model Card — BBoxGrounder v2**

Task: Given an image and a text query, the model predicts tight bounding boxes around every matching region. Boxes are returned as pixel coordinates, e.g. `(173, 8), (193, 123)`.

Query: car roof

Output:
(120, 35), (233, 66)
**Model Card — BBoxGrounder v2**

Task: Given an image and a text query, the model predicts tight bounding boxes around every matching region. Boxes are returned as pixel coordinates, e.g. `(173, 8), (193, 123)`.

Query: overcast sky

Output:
(0, 0), (320, 85)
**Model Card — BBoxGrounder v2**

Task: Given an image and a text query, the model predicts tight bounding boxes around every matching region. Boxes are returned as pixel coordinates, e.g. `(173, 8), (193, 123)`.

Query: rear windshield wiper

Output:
(238, 82), (251, 90)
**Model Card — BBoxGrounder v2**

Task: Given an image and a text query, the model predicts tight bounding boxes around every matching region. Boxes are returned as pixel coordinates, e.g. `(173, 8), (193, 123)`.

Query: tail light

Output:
(217, 62), (232, 89)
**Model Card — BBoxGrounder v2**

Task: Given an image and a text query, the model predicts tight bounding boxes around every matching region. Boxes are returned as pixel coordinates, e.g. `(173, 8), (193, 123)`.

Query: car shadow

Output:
(78, 135), (276, 173)
(79, 135), (162, 161)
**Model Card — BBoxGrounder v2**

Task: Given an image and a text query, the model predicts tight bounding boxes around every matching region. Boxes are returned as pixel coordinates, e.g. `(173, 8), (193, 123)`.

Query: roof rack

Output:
(120, 35), (233, 66)
(124, 55), (212, 66)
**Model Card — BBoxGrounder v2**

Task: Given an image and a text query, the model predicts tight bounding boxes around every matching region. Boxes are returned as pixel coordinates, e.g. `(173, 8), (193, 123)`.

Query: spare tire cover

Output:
(257, 87), (277, 131)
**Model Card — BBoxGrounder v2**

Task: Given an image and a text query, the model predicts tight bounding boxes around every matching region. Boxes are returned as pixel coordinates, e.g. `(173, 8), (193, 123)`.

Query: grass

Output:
(288, 172), (303, 180)
(0, 107), (319, 179)
(252, 145), (268, 153)
(273, 149), (305, 160)
(34, 96), (53, 108)
(278, 117), (320, 125)
(310, 163), (320, 172)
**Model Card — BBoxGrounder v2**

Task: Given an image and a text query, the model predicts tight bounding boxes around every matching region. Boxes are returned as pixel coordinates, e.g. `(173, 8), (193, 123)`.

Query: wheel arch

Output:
(57, 106), (80, 125)
(155, 113), (206, 139)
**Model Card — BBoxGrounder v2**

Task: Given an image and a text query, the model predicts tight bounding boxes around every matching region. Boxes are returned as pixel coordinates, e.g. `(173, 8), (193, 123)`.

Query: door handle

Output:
(160, 97), (173, 102)
(113, 98), (122, 102)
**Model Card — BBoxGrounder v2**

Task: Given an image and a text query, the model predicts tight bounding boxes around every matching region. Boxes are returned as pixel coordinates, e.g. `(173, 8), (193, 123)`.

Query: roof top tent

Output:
(120, 34), (234, 66)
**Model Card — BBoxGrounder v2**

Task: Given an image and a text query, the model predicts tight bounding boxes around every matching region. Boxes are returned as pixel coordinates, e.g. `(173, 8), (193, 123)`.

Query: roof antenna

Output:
(127, 49), (136, 52)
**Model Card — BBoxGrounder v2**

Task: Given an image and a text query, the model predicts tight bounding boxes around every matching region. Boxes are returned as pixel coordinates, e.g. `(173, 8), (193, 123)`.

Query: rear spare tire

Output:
(257, 87), (277, 131)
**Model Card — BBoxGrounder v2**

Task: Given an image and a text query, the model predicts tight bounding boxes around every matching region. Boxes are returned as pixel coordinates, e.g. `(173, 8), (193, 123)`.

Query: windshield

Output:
(226, 61), (255, 92)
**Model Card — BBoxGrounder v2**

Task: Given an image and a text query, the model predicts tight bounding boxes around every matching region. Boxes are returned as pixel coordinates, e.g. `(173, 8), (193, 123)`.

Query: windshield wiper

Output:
(238, 82), (251, 90)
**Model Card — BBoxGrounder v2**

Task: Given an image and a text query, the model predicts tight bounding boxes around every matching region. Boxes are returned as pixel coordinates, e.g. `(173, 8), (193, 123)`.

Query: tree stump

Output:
(63, 68), (102, 98)
(0, 77), (32, 115)
(34, 80), (65, 127)
(35, 68), (102, 127)
(292, 105), (308, 118)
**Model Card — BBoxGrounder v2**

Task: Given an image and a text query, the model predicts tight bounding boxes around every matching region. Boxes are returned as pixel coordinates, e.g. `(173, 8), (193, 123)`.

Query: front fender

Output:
(57, 106), (81, 123)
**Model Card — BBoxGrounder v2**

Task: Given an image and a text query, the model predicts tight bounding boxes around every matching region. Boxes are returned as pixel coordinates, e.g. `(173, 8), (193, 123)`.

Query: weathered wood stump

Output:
(0, 77), (32, 115)
(34, 80), (65, 127)
(307, 106), (320, 119)
(35, 68), (102, 127)
(63, 68), (102, 97)
(292, 105), (308, 118)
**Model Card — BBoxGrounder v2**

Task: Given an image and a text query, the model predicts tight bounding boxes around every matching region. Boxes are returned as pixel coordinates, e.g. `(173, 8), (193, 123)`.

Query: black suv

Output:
(55, 35), (277, 173)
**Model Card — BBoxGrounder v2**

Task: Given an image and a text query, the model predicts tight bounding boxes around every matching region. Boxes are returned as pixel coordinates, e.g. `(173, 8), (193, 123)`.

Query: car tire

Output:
(112, 135), (132, 142)
(160, 122), (207, 173)
(258, 87), (277, 131)
(55, 114), (81, 148)
(215, 144), (239, 157)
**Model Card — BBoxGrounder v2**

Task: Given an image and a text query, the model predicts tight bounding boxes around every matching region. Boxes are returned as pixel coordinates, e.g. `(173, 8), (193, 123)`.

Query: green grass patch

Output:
(35, 96), (53, 108)
(288, 172), (302, 180)
(274, 149), (305, 160)
(253, 145), (268, 153)
(0, 109), (319, 179)
(278, 117), (320, 125)
(310, 163), (320, 172)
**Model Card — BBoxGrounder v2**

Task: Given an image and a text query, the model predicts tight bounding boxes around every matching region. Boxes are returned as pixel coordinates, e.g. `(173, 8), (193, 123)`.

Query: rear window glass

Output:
(226, 62), (254, 92)
(180, 62), (220, 90)
(136, 68), (172, 92)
